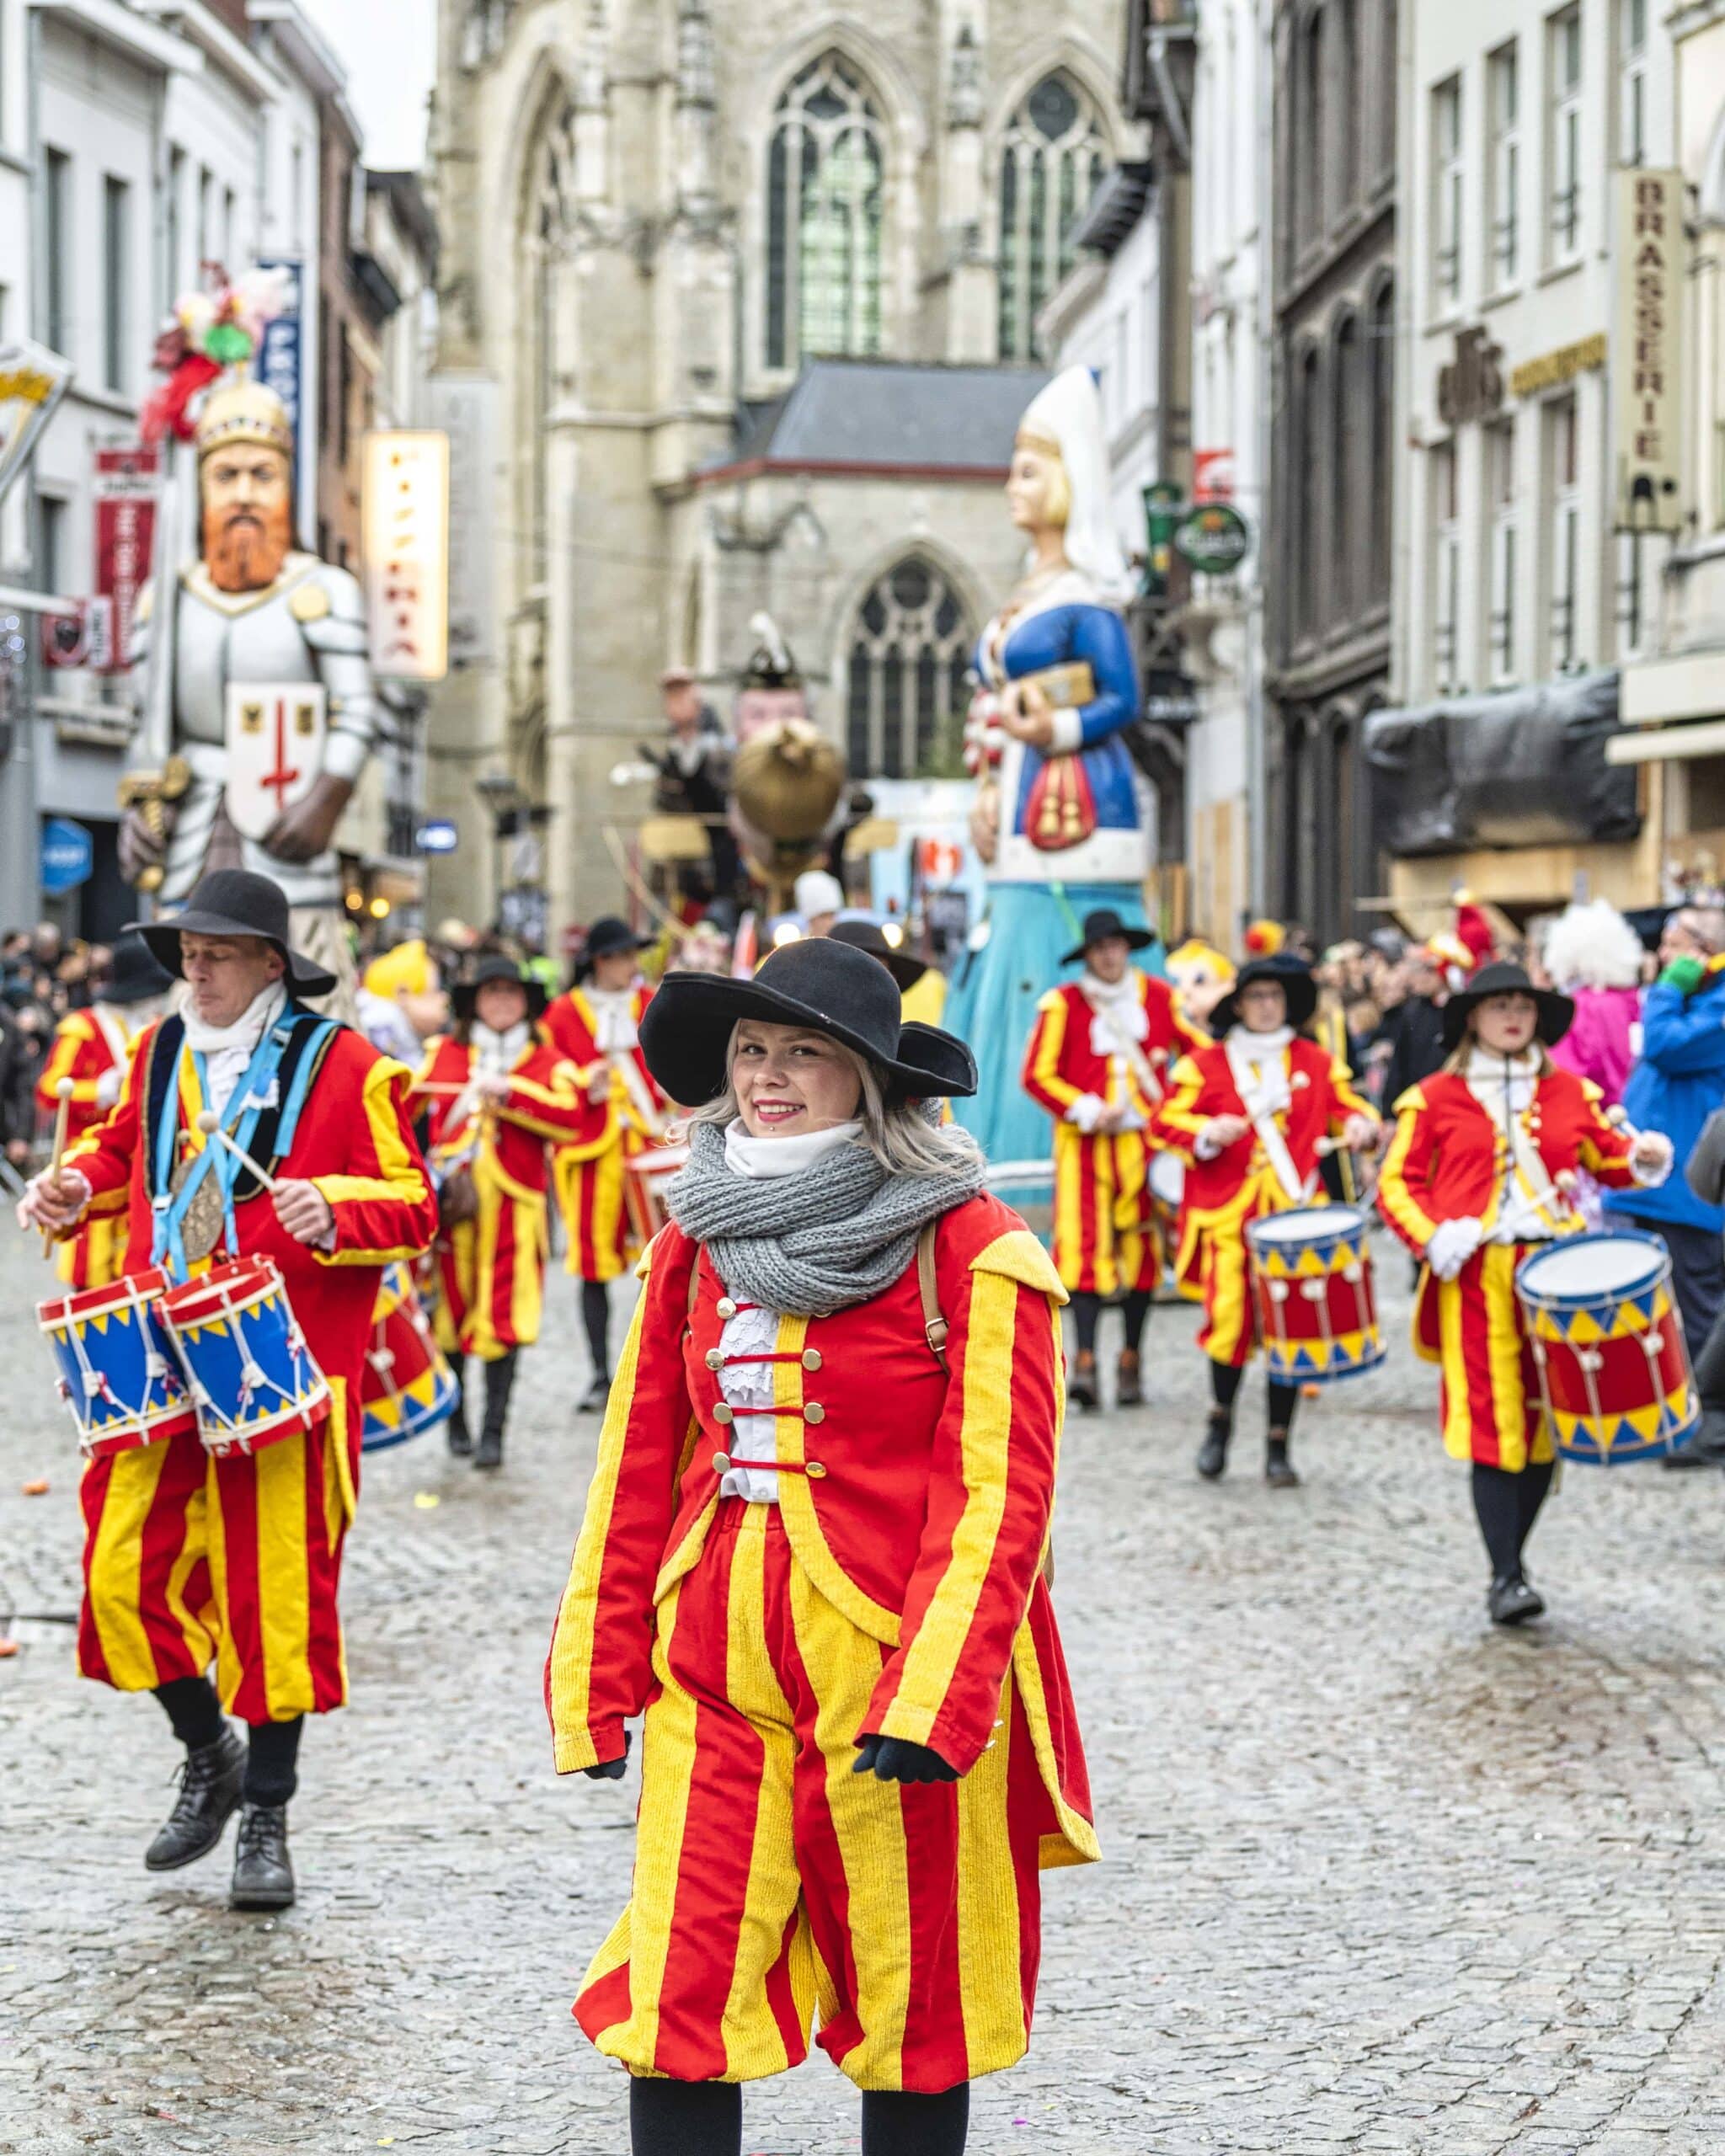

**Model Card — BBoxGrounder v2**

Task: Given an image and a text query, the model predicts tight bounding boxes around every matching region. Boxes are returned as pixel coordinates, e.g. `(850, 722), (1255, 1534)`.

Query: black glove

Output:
(852, 1735), (959, 1784)
(582, 1732), (631, 1782)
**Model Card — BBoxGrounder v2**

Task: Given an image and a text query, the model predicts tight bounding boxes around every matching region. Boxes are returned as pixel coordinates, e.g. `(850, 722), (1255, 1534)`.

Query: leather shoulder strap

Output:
(917, 1221), (949, 1369)
(687, 1243), (702, 1320)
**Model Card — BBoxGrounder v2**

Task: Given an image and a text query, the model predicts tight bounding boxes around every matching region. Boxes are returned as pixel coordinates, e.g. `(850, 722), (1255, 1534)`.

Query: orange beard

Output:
(203, 498), (293, 594)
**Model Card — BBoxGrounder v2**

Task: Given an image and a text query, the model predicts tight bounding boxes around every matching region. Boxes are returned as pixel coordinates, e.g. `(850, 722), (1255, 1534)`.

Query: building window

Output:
(1617, 0), (1648, 166)
(103, 177), (130, 395)
(1486, 419), (1518, 684)
(1295, 7), (1326, 253)
(197, 165), (212, 271)
(1543, 392), (1580, 667)
(1331, 312), (1359, 618)
(1430, 76), (1464, 311)
(38, 494), (68, 595)
(996, 72), (1107, 360)
(1295, 342), (1323, 636)
(1615, 531), (1664, 657)
(45, 148), (70, 356)
(846, 556), (975, 779)
(766, 51), (885, 371)
(1334, 0), (1359, 213)
(1430, 441), (1460, 690)
(223, 185), (237, 270)
(1547, 6), (1583, 265)
(1368, 278), (1395, 600)
(291, 141), (304, 252)
(1487, 44), (1520, 291)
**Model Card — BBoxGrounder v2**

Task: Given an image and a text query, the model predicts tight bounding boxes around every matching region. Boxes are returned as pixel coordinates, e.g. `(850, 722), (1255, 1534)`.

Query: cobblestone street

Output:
(7, 1226), (1725, 2155)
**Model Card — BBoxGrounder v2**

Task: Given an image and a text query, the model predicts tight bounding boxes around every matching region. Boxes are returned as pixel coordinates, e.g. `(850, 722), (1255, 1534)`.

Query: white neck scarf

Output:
(722, 1116), (862, 1181)
(472, 1019), (531, 1075)
(1226, 1024), (1294, 1109)
(184, 979), (289, 1123)
(1464, 1046), (1542, 1119)
(586, 986), (639, 1054)
(1081, 968), (1149, 1052)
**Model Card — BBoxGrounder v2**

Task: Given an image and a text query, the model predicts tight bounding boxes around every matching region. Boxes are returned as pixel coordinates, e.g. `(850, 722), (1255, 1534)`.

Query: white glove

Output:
(1426, 1216), (1484, 1282)
(1630, 1129), (1674, 1187)
(1067, 1093), (1107, 1134)
(95, 1066), (122, 1108)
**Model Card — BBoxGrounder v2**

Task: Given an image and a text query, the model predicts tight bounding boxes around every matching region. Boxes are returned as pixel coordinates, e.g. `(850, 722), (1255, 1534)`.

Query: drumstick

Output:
(40, 1077), (75, 1255)
(195, 1110), (282, 1193)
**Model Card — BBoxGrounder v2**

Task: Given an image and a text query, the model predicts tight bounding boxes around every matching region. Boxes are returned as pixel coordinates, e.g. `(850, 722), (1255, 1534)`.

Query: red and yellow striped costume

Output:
(1022, 972), (1204, 1295)
(413, 1033), (590, 1359)
(543, 984), (664, 1282)
(1378, 1065), (1642, 1470)
(57, 1014), (436, 1721)
(1152, 1036), (1375, 1366)
(37, 1006), (146, 1289)
(547, 1197), (1097, 2091)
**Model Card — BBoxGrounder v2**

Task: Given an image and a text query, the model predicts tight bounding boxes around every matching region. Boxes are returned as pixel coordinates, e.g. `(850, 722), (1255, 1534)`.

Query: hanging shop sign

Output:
(40, 817), (93, 897)
(1172, 501), (1250, 574)
(255, 259), (306, 491)
(40, 599), (114, 672)
(92, 441), (160, 675)
(1436, 325), (1504, 428)
(0, 342), (74, 508)
(1613, 167), (1688, 531)
(1191, 448), (1236, 503)
(361, 430), (451, 682)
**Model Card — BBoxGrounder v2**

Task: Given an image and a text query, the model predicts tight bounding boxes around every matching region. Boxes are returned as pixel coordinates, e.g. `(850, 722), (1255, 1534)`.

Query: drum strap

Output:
(1079, 984), (1165, 1110)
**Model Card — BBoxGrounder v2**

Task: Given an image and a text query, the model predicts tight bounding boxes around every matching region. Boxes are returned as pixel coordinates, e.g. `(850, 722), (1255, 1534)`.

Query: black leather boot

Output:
(1196, 1411), (1231, 1481)
(475, 1349), (516, 1470)
(145, 1727), (247, 1870)
(1067, 1350), (1100, 1411)
(1115, 1349), (1143, 1407)
(1487, 1573), (1546, 1625)
(1265, 1430), (1300, 1488)
(446, 1364), (473, 1457)
(231, 1801), (296, 1909)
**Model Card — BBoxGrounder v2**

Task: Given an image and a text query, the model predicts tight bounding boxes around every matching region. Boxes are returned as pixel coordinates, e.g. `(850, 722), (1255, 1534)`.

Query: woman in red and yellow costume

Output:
(1377, 962), (1673, 1625)
(412, 956), (589, 1468)
(547, 937), (1094, 2156)
(543, 915), (664, 1413)
(1152, 955), (1379, 1486)
(1022, 905), (1206, 1409)
(36, 933), (174, 1287)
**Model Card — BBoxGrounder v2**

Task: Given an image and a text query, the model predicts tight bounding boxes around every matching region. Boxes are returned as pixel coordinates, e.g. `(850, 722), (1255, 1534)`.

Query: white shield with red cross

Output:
(223, 682), (328, 841)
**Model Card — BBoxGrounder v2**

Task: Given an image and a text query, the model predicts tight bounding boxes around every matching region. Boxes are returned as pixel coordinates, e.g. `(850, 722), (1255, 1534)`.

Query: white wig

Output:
(1016, 366), (1132, 604)
(1541, 898), (1644, 992)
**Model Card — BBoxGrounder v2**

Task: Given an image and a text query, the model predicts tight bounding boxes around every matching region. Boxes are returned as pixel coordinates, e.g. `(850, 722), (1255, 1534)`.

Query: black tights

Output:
(628, 2077), (969, 2155)
(1471, 1460), (1555, 1583)
(153, 1677), (302, 1803)
(582, 1278), (611, 1380)
(1210, 1360), (1300, 1433)
(1071, 1290), (1151, 1358)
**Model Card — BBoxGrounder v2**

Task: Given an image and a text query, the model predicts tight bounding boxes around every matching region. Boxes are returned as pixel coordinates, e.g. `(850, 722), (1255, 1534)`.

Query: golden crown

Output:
(195, 379), (294, 462)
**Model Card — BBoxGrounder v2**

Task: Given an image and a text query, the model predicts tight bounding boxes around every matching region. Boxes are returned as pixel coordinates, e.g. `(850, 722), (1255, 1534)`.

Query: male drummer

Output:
(18, 869), (435, 1910)
(1151, 956), (1379, 1486)
(1022, 907), (1206, 1410)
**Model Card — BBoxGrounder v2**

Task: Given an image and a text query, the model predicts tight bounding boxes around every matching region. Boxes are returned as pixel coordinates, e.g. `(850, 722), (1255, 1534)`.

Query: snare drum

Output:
(1246, 1205), (1386, 1384)
(624, 1143), (690, 1246)
(360, 1262), (459, 1454)
(37, 1268), (197, 1460)
(1515, 1231), (1700, 1464)
(161, 1256), (329, 1460)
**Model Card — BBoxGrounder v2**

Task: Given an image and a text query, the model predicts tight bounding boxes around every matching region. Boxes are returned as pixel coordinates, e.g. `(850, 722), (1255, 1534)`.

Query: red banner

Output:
(93, 441), (160, 675)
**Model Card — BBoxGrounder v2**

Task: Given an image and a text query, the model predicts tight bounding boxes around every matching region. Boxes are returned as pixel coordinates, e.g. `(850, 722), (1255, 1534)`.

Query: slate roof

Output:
(706, 360), (1052, 478)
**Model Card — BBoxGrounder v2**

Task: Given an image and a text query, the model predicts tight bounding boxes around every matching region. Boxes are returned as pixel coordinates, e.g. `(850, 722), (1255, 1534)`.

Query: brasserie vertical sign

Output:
(1613, 168), (1687, 531)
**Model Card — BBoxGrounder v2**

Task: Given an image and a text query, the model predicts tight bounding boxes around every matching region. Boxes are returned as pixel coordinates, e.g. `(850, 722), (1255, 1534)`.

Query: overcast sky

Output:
(300, 0), (439, 171)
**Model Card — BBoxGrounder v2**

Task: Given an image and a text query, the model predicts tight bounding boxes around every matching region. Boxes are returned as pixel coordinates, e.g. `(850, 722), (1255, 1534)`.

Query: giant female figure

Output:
(946, 366), (1149, 1171)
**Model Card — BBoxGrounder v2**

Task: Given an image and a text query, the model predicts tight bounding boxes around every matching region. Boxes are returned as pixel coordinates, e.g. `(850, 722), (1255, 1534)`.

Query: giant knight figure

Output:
(119, 377), (376, 1010)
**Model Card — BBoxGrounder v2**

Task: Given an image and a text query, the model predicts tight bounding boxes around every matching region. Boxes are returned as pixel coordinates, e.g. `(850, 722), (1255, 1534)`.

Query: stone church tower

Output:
(429, 0), (1130, 935)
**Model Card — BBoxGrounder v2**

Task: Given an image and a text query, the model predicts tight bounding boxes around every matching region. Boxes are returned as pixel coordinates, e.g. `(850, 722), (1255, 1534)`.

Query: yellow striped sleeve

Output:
(1376, 1091), (1439, 1251)
(1023, 990), (1082, 1114)
(1151, 1053), (1210, 1153)
(38, 1019), (102, 1111)
(312, 1056), (434, 1265)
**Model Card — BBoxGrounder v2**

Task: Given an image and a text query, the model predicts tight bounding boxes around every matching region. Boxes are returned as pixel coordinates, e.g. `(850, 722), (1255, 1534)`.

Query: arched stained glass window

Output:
(997, 72), (1107, 360)
(766, 53), (885, 370)
(846, 557), (975, 779)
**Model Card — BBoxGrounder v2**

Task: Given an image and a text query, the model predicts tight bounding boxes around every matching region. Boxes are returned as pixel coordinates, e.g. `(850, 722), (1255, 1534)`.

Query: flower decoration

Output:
(141, 268), (294, 446)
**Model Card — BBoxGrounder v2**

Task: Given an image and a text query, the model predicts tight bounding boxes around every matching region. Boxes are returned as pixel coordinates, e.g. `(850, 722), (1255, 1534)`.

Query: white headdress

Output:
(1541, 898), (1645, 992)
(1015, 366), (1131, 603)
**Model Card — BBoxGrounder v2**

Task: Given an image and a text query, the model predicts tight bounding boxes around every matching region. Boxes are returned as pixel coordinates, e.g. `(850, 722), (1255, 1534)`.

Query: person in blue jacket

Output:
(1602, 905), (1725, 1384)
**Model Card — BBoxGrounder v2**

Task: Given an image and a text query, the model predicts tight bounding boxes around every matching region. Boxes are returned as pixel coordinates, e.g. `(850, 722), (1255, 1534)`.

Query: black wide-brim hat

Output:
(131, 868), (338, 996)
(576, 915), (651, 981)
(1060, 907), (1156, 968)
(452, 953), (548, 1023)
(827, 917), (928, 993)
(101, 931), (174, 1006)
(1208, 954), (1319, 1035)
(640, 937), (976, 1106)
(1440, 960), (1573, 1051)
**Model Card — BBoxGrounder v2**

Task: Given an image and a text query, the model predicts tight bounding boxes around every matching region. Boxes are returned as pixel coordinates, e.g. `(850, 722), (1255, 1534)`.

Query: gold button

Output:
(705, 1348), (724, 1371)
(806, 1460), (828, 1479)
(712, 1450), (731, 1474)
(713, 1402), (734, 1426)
(716, 1296), (737, 1321)
(802, 1348), (822, 1372)
(804, 1401), (825, 1425)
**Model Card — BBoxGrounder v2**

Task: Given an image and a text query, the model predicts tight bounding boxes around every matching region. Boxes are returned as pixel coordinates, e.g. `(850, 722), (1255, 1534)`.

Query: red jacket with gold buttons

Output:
(1022, 972), (1205, 1123)
(546, 1191), (1097, 1868)
(409, 1032), (592, 1198)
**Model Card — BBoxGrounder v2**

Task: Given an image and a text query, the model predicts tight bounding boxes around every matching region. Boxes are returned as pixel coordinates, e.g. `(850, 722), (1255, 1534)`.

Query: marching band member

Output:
(35, 932), (174, 1289)
(544, 916), (663, 1413)
(17, 871), (435, 1909)
(547, 937), (1095, 2156)
(1152, 956), (1379, 1486)
(413, 955), (589, 1468)
(1377, 962), (1673, 1625)
(1022, 906), (1205, 1410)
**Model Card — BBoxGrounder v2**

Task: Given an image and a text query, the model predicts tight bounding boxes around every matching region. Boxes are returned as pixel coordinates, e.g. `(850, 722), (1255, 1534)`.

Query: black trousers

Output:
(1611, 1214), (1725, 1369)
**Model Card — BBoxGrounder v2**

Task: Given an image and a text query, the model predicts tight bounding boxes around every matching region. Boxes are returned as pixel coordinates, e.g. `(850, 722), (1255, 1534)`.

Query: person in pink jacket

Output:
(1540, 899), (1646, 1107)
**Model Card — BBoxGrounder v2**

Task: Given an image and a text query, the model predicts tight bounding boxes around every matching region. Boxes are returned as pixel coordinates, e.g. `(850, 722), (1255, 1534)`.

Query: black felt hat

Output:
(1440, 960), (1573, 1051)
(575, 915), (651, 983)
(1207, 954), (1319, 1035)
(826, 917), (929, 993)
(131, 868), (337, 996)
(1060, 907), (1157, 968)
(452, 953), (548, 1024)
(99, 931), (174, 1007)
(640, 936), (976, 1106)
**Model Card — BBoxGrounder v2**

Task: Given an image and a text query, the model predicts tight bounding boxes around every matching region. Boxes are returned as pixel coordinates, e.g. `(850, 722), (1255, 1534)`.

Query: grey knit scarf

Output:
(665, 1118), (985, 1316)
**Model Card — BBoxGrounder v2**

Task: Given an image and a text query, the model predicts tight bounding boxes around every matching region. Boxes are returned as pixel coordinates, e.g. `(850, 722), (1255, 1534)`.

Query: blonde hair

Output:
(684, 1030), (984, 1179)
(1015, 435), (1071, 529)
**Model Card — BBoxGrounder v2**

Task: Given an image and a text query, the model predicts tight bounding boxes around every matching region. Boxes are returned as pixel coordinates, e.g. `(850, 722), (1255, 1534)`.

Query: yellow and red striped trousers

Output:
(435, 1182), (548, 1359)
(1188, 1214), (1257, 1369)
(556, 1140), (630, 1283)
(53, 1211), (129, 1291)
(575, 1501), (1049, 2092)
(77, 1396), (354, 1723)
(1049, 1125), (1160, 1298)
(1429, 1242), (1552, 1472)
